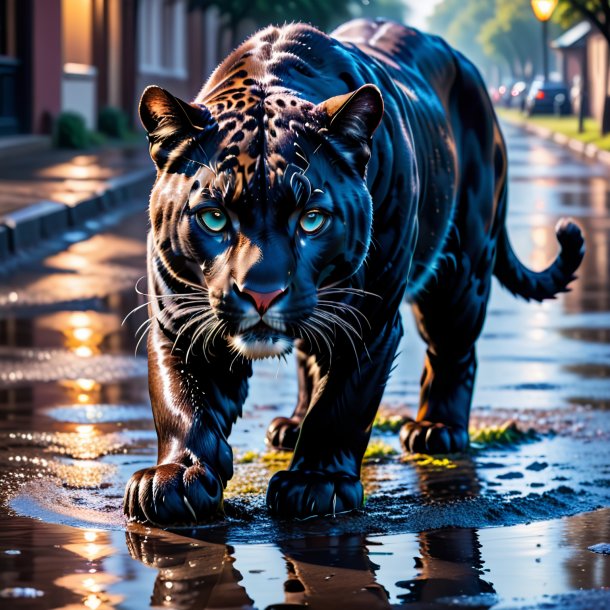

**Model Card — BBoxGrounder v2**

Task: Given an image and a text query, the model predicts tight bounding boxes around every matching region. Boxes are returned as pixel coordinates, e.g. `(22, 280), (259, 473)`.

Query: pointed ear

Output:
(317, 84), (384, 142)
(316, 84), (383, 175)
(139, 86), (215, 168)
(139, 85), (210, 135)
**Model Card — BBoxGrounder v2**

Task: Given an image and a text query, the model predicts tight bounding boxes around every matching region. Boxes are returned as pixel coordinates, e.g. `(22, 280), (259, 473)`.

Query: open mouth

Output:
(228, 322), (293, 360)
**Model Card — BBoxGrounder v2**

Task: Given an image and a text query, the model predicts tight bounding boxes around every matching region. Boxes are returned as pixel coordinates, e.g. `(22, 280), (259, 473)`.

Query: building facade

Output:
(553, 20), (610, 126)
(0, 0), (224, 140)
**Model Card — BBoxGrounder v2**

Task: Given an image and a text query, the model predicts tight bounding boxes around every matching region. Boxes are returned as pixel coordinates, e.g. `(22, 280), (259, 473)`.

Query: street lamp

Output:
(531, 0), (558, 81)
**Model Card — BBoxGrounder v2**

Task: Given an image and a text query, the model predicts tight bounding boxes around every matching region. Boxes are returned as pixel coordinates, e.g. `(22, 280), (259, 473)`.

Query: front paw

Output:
(266, 416), (300, 451)
(399, 420), (469, 454)
(266, 470), (363, 519)
(123, 462), (223, 526)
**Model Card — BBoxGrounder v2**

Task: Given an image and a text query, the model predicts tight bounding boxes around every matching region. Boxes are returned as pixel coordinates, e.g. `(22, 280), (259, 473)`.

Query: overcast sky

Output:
(405, 0), (444, 30)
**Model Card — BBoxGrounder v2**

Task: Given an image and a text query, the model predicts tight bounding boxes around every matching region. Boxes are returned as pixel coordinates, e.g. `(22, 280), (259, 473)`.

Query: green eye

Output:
(197, 208), (228, 233)
(299, 211), (328, 234)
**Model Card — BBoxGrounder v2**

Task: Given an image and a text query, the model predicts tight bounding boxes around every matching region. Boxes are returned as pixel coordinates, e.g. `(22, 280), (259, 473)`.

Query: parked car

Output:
(525, 81), (572, 116)
(509, 81), (528, 110)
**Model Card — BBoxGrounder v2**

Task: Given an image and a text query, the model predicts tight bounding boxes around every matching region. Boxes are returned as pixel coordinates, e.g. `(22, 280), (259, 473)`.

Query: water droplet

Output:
(0, 587), (44, 599)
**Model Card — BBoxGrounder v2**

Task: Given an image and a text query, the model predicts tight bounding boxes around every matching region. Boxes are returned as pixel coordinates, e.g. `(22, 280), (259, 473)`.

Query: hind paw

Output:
(266, 416), (300, 451)
(399, 420), (469, 454)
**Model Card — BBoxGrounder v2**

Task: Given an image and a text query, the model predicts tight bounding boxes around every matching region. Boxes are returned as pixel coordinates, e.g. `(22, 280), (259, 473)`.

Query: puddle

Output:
(0, 510), (609, 609)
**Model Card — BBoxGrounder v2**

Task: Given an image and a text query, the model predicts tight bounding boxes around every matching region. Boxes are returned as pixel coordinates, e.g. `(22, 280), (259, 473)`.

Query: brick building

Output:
(0, 0), (223, 140)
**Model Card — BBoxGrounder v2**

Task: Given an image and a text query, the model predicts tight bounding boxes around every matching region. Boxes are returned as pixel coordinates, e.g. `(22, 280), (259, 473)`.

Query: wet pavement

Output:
(0, 122), (609, 609)
(0, 145), (150, 216)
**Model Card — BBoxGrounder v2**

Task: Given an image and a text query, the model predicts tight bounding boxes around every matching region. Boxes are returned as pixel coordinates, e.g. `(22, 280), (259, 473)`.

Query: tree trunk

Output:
(602, 46), (610, 135)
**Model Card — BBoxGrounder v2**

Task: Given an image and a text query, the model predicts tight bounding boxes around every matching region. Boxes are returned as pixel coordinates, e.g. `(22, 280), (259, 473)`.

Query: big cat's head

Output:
(140, 78), (383, 360)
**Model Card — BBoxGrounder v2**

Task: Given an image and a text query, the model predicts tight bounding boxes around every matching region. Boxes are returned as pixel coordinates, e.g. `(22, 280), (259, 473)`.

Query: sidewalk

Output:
(496, 107), (610, 168)
(0, 141), (154, 264)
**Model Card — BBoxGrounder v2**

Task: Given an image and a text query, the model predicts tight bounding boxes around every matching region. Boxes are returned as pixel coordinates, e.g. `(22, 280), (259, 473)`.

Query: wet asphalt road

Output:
(0, 122), (609, 609)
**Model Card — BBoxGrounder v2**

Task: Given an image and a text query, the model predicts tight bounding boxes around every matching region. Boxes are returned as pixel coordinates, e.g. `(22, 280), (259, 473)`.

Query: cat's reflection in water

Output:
(395, 528), (496, 607)
(275, 534), (390, 609)
(124, 456), (495, 609)
(394, 453), (496, 607)
(126, 528), (388, 610)
(125, 530), (254, 609)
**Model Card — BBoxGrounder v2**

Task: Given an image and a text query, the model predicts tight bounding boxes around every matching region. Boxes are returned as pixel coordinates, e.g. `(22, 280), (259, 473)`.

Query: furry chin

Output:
(228, 334), (294, 360)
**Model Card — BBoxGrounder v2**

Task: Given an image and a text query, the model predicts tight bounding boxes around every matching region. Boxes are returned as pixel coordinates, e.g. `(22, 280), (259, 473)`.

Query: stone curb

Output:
(500, 113), (610, 168)
(0, 166), (154, 264)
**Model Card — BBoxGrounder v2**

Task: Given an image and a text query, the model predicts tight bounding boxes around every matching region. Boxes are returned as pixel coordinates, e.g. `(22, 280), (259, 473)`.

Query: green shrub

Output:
(98, 106), (129, 139)
(53, 112), (89, 149)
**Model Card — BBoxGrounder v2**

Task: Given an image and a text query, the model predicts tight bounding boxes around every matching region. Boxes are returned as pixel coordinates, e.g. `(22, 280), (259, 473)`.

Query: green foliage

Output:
(350, 0), (410, 23)
(479, 0), (548, 78)
(188, 0), (353, 30)
(469, 420), (540, 449)
(428, 0), (494, 72)
(555, 1), (610, 44)
(53, 112), (90, 149)
(373, 411), (409, 432)
(98, 106), (129, 139)
(363, 439), (398, 461)
(497, 107), (610, 150)
(430, 0), (566, 79)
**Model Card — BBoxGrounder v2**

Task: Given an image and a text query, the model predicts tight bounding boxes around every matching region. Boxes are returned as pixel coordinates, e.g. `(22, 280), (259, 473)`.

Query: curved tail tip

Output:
(555, 217), (585, 256)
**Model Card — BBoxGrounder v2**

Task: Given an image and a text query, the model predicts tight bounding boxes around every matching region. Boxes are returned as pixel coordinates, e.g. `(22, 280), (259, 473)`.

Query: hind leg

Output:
(266, 344), (317, 451)
(401, 234), (494, 454)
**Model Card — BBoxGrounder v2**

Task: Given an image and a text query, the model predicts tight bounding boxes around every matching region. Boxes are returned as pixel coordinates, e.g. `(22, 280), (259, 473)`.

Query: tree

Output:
(351, 0), (411, 24)
(478, 0), (563, 81)
(556, 0), (610, 37)
(428, 0), (495, 78)
(428, 0), (551, 82)
(557, 0), (610, 133)
(189, 0), (355, 52)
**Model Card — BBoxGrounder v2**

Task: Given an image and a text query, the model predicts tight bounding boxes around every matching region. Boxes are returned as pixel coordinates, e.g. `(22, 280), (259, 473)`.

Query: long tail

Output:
(493, 218), (585, 302)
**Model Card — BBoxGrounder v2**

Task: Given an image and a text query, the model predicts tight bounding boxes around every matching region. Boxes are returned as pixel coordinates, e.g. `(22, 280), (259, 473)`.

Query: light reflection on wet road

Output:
(0, 123), (609, 609)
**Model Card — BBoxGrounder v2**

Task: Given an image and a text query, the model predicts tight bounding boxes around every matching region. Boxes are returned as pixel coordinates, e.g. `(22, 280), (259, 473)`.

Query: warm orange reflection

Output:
(61, 311), (105, 358)
(76, 424), (95, 437)
(77, 378), (97, 392)
(54, 540), (123, 610)
(48, 459), (115, 488)
(61, 378), (102, 405)
(62, 529), (115, 563)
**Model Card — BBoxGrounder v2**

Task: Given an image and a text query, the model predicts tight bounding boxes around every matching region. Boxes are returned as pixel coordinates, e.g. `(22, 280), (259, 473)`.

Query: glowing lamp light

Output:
(74, 345), (94, 358)
(76, 424), (95, 437)
(531, 0), (558, 21)
(73, 327), (93, 342)
(84, 593), (102, 610)
(70, 312), (91, 328)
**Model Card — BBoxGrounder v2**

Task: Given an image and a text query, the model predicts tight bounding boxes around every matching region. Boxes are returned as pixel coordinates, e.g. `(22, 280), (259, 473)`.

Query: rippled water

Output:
(0, 123), (609, 609)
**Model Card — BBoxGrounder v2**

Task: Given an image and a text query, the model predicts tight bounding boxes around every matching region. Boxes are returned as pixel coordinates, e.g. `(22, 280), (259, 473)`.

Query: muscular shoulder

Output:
(332, 19), (457, 85)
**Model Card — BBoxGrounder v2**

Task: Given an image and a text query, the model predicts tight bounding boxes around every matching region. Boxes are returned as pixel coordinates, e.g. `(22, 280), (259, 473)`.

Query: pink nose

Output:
(241, 288), (285, 314)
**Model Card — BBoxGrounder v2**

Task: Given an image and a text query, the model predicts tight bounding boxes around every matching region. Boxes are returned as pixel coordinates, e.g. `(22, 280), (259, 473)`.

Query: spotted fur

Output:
(124, 19), (585, 524)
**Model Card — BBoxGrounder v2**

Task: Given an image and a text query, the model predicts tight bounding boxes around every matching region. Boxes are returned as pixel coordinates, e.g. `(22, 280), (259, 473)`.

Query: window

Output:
(0, 0), (17, 58)
(62, 0), (93, 66)
(138, 0), (186, 78)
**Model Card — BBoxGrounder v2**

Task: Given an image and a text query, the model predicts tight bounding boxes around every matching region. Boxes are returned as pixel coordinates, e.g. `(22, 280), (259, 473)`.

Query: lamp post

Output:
(531, 0), (558, 81)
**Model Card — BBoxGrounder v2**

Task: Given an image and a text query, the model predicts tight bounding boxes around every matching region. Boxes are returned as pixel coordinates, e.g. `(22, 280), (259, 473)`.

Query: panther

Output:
(123, 18), (584, 525)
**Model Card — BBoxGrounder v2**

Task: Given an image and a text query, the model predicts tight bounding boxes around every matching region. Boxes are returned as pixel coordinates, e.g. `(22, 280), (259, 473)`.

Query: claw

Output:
(183, 495), (198, 521)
